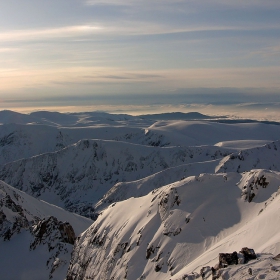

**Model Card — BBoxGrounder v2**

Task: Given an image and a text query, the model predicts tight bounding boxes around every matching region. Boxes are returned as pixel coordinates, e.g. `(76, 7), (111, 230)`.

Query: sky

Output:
(0, 0), (280, 118)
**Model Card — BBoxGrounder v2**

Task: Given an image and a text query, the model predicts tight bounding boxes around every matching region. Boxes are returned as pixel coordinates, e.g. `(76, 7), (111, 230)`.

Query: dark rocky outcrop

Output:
(0, 194), (30, 240)
(211, 248), (256, 280)
(219, 251), (238, 267)
(241, 174), (270, 203)
(240, 247), (257, 263)
(30, 216), (76, 250)
(0, 182), (81, 280)
(30, 216), (77, 279)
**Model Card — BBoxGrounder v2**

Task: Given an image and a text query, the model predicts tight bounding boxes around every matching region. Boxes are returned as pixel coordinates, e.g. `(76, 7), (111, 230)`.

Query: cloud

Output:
(85, 0), (184, 6)
(250, 45), (280, 58)
(0, 25), (104, 42)
(84, 0), (280, 14)
(0, 24), (232, 42)
(98, 73), (163, 80)
(85, 0), (280, 8)
(1, 66), (280, 95)
(0, 48), (20, 53)
(85, 0), (130, 6)
(1, 22), (277, 45)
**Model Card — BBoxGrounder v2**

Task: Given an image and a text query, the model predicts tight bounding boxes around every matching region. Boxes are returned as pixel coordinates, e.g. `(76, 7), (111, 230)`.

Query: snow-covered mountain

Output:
(0, 110), (39, 125)
(145, 120), (280, 146)
(95, 159), (220, 212)
(0, 123), (145, 166)
(1, 112), (280, 167)
(0, 139), (233, 217)
(66, 169), (280, 280)
(1, 110), (280, 280)
(0, 180), (92, 280)
(96, 140), (280, 212)
(216, 140), (280, 173)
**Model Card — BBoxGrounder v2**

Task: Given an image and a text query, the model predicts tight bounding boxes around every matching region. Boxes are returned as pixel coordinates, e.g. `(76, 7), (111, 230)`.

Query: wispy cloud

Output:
(85, 0), (184, 6)
(85, 0), (280, 8)
(1, 0), (279, 107)
(0, 25), (104, 42)
(1, 21), (278, 44)
(250, 45), (280, 58)
(85, 0), (280, 12)
(1, 66), (280, 96)
(0, 48), (20, 53)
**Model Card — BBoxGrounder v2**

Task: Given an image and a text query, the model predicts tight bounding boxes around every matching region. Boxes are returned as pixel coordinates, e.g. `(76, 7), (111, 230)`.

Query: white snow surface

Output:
(1, 110), (280, 280)
(1, 115), (280, 166)
(0, 139), (234, 217)
(214, 139), (271, 150)
(147, 120), (280, 146)
(68, 170), (280, 280)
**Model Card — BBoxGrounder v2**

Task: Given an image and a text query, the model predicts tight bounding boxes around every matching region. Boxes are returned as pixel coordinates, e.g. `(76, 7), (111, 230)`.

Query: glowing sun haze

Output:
(0, 0), (280, 118)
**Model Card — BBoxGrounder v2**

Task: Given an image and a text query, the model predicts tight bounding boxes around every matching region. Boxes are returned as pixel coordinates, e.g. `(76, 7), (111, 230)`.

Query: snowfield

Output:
(0, 110), (280, 280)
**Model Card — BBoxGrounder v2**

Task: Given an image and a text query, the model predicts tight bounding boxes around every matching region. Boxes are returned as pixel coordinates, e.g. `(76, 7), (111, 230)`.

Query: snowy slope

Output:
(214, 139), (271, 150)
(96, 140), (280, 211)
(0, 110), (39, 125)
(0, 140), (232, 217)
(0, 180), (92, 280)
(216, 140), (280, 173)
(29, 111), (80, 126)
(67, 169), (280, 280)
(146, 120), (280, 146)
(95, 159), (220, 212)
(0, 123), (146, 166)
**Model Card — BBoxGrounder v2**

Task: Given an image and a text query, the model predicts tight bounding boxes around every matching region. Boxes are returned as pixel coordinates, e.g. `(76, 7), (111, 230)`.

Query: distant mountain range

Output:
(139, 111), (223, 120)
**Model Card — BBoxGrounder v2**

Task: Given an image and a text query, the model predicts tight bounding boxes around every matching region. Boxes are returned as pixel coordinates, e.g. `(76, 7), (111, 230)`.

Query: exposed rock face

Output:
(215, 252), (280, 279)
(158, 187), (181, 221)
(0, 181), (89, 280)
(240, 247), (257, 263)
(273, 254), (280, 261)
(30, 216), (76, 250)
(211, 248), (257, 279)
(0, 193), (31, 240)
(241, 174), (269, 202)
(30, 216), (76, 279)
(219, 251), (238, 267)
(200, 266), (212, 279)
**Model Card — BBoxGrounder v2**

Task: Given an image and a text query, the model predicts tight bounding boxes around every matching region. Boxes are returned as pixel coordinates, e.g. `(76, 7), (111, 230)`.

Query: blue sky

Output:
(0, 0), (280, 115)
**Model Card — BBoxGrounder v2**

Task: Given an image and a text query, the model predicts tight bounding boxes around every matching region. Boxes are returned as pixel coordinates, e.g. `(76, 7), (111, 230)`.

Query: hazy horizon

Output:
(1, 1), (279, 119)
(2, 101), (280, 123)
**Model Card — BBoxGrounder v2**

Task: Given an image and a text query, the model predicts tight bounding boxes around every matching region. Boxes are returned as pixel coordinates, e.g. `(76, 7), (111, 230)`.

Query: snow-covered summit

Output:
(67, 169), (280, 280)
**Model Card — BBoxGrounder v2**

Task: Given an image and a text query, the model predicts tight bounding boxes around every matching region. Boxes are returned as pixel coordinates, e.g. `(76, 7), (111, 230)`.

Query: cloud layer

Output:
(0, 0), (279, 110)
